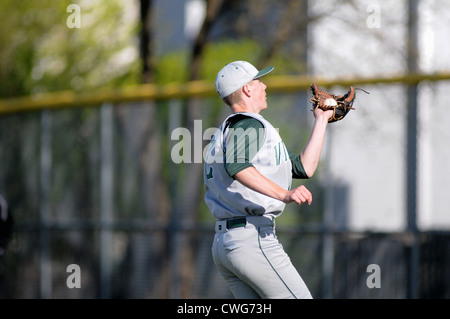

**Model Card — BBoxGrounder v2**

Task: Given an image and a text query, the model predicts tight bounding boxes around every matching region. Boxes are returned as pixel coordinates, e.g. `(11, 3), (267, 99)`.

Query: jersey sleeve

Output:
(225, 116), (264, 177)
(288, 150), (309, 179)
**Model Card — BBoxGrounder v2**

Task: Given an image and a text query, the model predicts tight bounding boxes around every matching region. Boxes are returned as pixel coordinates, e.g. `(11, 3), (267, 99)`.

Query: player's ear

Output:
(242, 83), (251, 97)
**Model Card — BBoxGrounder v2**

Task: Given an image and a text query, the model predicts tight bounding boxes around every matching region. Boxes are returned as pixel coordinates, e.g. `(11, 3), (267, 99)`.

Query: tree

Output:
(0, 0), (140, 298)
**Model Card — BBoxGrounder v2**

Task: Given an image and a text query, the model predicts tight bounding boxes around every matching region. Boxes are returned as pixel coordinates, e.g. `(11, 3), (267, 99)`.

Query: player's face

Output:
(251, 79), (268, 112)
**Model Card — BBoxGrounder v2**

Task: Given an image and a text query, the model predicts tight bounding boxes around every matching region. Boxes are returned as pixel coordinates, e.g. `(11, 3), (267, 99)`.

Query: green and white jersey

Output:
(204, 112), (306, 220)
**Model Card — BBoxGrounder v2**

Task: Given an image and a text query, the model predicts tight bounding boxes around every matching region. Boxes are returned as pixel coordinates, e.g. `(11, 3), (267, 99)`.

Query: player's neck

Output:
(231, 101), (261, 114)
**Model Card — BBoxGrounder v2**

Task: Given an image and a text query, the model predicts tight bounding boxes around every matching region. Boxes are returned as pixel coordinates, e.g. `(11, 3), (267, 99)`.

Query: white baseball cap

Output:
(215, 61), (274, 98)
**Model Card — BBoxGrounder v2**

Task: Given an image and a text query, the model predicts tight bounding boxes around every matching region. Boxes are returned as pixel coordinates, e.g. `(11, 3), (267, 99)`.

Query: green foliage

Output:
(0, 0), (140, 98)
(153, 39), (263, 84)
(0, 1), (141, 223)
(200, 39), (264, 81)
(153, 37), (306, 89)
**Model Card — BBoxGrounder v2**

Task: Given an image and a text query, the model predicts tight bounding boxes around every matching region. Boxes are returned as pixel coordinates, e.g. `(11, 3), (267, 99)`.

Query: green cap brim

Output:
(254, 66), (274, 79)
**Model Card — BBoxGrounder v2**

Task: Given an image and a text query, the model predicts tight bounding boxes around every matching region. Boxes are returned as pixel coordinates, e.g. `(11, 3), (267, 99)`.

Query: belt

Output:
(215, 216), (275, 233)
(226, 217), (247, 229)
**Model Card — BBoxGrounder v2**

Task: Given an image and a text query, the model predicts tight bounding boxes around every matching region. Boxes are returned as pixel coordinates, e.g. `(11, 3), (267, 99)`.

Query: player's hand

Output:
(283, 185), (312, 205)
(313, 107), (334, 121)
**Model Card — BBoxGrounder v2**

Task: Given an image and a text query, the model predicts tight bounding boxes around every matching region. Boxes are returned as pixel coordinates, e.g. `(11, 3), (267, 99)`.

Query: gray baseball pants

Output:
(212, 216), (312, 299)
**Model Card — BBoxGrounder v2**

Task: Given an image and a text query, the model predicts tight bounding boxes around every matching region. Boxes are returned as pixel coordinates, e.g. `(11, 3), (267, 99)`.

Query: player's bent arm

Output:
(233, 167), (312, 205)
(300, 108), (333, 178)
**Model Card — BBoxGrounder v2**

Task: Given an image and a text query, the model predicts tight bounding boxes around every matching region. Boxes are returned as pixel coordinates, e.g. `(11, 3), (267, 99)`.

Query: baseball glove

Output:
(310, 83), (368, 123)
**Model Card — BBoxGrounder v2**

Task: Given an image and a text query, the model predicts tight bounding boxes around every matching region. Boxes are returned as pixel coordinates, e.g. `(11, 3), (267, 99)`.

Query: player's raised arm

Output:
(300, 107), (333, 178)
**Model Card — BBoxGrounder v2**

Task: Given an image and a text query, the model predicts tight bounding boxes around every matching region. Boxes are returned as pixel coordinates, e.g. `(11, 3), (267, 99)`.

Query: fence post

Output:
(322, 126), (334, 299)
(40, 110), (52, 299)
(406, 0), (420, 299)
(168, 99), (182, 298)
(100, 102), (114, 298)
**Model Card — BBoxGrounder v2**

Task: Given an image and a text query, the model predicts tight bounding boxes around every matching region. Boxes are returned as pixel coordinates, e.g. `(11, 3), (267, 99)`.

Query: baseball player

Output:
(203, 61), (333, 299)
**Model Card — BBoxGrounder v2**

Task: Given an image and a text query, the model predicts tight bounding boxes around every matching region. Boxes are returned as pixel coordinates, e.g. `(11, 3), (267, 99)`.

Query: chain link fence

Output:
(1, 80), (450, 298)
